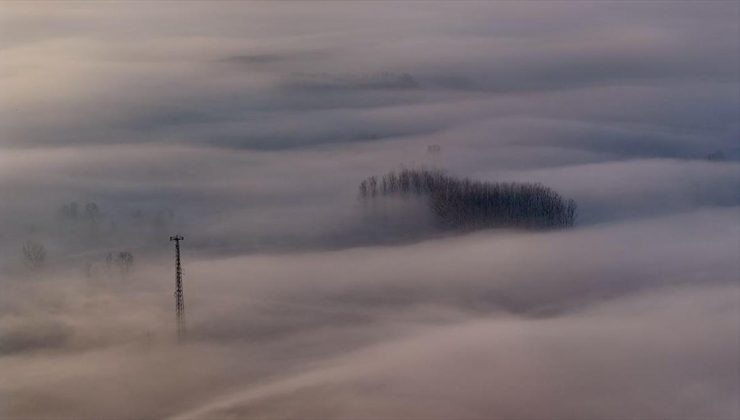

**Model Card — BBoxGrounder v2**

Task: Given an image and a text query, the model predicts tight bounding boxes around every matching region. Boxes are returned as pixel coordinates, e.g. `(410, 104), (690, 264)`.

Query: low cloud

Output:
(0, 2), (738, 419)
(1, 210), (738, 419)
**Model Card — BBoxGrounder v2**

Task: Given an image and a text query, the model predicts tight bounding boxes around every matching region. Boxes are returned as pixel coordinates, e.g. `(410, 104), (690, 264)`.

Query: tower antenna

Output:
(169, 235), (185, 340)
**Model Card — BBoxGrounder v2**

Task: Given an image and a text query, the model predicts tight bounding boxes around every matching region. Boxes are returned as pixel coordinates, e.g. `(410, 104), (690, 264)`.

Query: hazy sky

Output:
(1, 2), (738, 419)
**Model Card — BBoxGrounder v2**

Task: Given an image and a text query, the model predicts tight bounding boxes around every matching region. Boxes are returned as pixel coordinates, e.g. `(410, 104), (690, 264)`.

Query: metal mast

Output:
(170, 235), (185, 340)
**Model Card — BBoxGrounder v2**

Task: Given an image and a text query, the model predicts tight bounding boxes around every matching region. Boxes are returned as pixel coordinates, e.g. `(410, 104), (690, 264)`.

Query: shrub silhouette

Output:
(359, 169), (576, 230)
(21, 241), (47, 269)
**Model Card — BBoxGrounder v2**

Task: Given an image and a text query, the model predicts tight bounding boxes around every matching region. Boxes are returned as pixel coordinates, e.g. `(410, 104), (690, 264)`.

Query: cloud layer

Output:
(1, 2), (738, 419)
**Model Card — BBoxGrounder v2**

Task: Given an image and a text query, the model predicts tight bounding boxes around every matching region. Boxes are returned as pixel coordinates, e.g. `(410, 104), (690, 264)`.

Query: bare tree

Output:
(57, 201), (79, 222)
(116, 251), (134, 274)
(21, 241), (46, 269)
(84, 202), (100, 224)
(83, 262), (93, 279)
(359, 180), (369, 198)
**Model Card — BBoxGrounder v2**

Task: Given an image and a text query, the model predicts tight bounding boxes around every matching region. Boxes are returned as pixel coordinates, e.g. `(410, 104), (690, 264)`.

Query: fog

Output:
(1, 2), (738, 419)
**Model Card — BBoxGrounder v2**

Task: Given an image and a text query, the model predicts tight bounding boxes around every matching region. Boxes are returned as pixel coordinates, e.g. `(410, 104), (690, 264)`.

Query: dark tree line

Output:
(359, 169), (576, 230)
(57, 201), (101, 223)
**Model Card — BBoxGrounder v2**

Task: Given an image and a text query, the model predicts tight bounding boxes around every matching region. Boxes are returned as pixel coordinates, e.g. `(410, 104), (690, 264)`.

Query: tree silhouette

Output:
(116, 251), (134, 274)
(21, 241), (47, 269)
(359, 169), (577, 230)
(84, 202), (100, 224)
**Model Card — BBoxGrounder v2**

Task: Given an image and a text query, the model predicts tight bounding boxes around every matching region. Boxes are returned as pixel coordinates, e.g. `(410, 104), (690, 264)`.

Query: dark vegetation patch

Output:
(359, 169), (576, 231)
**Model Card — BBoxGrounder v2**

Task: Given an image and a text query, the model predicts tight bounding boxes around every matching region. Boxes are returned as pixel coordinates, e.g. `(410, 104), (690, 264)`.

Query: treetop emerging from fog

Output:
(360, 169), (577, 230)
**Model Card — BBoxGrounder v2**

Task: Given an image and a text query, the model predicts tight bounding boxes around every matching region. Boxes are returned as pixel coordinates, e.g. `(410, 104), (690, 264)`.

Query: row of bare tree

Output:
(57, 201), (101, 223)
(20, 240), (134, 275)
(359, 169), (576, 230)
